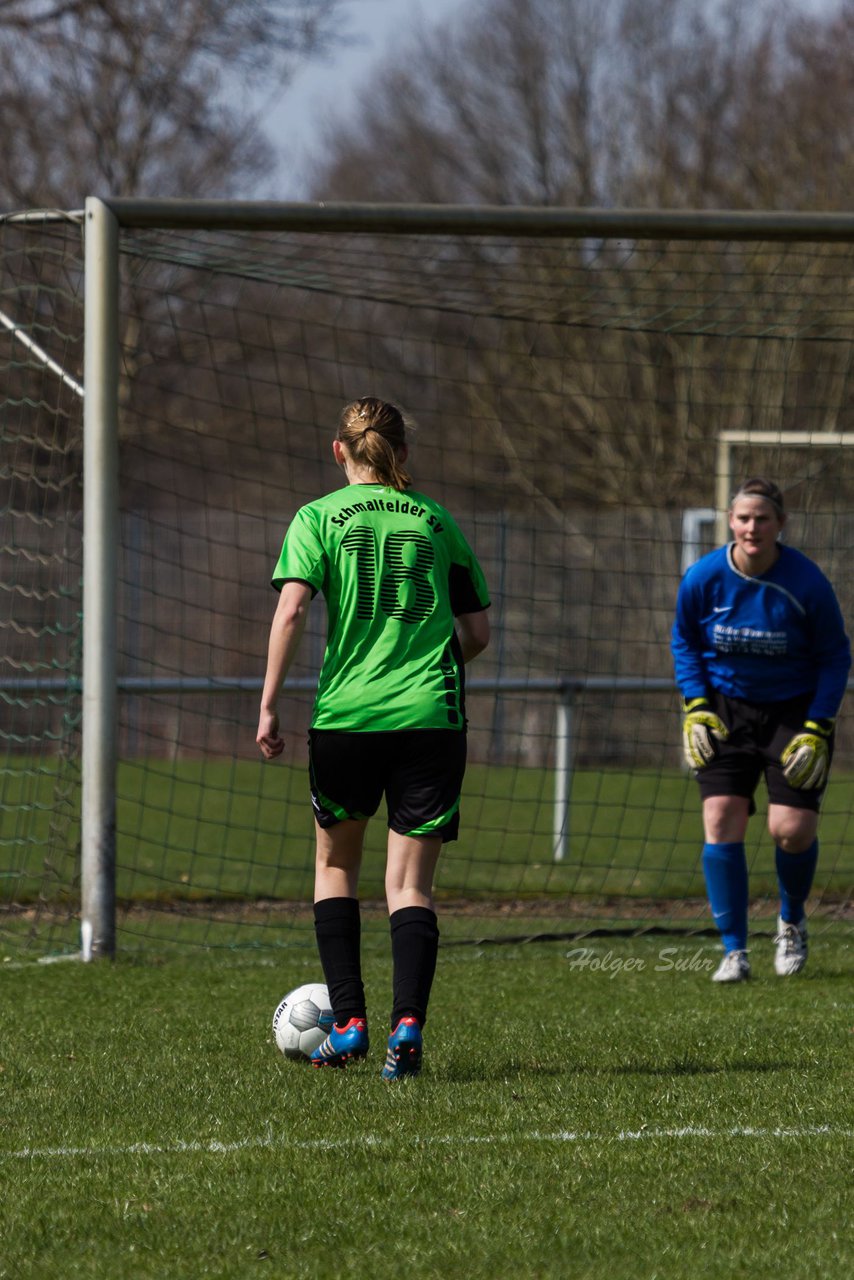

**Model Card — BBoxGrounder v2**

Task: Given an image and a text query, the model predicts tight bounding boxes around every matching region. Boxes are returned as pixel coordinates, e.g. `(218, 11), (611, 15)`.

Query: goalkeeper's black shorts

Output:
(308, 727), (467, 842)
(695, 691), (833, 814)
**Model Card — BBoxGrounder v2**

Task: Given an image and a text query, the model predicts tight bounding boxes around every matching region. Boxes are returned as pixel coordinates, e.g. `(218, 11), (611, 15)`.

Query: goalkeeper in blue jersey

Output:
(671, 477), (850, 983)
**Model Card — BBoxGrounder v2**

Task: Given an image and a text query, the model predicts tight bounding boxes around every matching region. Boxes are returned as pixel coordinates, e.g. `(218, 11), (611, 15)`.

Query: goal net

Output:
(2, 205), (852, 958)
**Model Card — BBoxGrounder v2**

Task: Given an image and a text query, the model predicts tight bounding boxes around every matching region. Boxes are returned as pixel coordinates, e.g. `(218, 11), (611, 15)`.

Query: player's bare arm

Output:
(256, 580), (313, 759)
(455, 609), (490, 663)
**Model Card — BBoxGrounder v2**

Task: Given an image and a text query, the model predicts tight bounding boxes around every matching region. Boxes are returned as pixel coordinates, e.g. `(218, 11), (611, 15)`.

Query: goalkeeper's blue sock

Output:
(702, 841), (748, 952)
(775, 840), (818, 925)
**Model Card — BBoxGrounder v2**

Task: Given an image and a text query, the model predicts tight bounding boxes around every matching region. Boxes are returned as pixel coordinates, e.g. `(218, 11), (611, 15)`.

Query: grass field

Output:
(2, 935), (852, 1279)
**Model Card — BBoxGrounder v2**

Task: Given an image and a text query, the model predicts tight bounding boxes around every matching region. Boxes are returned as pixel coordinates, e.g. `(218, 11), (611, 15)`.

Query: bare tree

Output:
(308, 0), (853, 210)
(0, 0), (356, 536)
(726, 0), (854, 210)
(298, 0), (853, 517)
(0, 0), (351, 207)
(304, 0), (616, 206)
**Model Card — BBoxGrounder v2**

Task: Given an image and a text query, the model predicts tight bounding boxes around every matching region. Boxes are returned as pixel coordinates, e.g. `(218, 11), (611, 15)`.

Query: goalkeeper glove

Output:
(681, 696), (729, 770)
(780, 719), (834, 790)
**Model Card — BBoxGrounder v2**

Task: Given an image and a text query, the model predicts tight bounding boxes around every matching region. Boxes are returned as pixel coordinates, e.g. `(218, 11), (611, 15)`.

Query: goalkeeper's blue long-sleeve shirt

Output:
(671, 544), (851, 720)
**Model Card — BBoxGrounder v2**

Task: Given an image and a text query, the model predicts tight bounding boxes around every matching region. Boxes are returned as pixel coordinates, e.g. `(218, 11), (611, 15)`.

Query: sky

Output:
(260, 0), (472, 197)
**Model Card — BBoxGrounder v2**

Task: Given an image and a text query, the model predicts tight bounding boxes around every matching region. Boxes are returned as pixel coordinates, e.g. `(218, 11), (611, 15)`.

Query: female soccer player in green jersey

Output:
(256, 398), (490, 1078)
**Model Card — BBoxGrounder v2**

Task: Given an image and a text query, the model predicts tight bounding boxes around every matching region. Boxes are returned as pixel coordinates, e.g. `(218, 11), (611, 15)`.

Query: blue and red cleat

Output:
(381, 1016), (422, 1080)
(310, 1017), (369, 1069)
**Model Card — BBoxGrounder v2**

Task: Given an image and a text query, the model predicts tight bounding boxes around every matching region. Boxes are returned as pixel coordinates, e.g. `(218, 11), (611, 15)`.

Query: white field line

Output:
(4, 1125), (852, 1162)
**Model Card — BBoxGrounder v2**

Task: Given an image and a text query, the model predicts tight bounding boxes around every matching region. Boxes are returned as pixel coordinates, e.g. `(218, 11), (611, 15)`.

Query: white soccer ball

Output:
(272, 982), (334, 1060)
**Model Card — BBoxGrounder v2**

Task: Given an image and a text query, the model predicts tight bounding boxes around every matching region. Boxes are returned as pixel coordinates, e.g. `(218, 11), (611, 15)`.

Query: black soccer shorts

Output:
(308, 728), (467, 842)
(695, 691), (833, 813)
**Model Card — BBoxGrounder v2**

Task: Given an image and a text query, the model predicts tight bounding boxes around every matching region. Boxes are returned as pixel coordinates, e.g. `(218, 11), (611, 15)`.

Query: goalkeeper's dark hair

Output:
(730, 476), (785, 519)
(338, 397), (412, 491)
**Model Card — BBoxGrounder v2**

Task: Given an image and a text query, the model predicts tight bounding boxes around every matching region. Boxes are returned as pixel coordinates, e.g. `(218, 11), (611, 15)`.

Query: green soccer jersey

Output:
(272, 484), (490, 731)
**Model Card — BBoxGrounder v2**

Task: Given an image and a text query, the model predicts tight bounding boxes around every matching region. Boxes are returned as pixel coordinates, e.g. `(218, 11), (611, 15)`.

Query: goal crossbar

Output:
(100, 199), (854, 240)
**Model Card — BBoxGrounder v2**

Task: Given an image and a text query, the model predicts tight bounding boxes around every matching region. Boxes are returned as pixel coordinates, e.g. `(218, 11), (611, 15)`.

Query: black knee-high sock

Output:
(390, 906), (439, 1029)
(313, 897), (366, 1025)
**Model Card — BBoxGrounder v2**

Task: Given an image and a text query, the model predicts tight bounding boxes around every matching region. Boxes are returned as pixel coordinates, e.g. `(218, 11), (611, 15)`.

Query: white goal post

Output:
(81, 200), (120, 960)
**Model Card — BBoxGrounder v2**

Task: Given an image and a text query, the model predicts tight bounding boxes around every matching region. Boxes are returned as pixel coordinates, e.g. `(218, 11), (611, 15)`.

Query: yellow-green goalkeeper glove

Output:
(681, 697), (729, 770)
(780, 719), (834, 790)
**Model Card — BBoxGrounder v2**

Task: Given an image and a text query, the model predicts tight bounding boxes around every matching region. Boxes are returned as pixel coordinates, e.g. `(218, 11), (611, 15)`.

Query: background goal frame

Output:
(716, 430), (854, 543)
